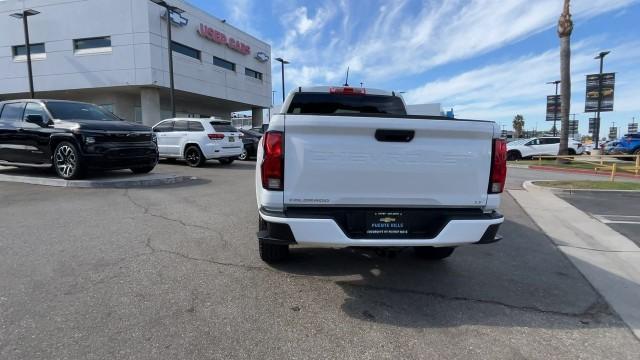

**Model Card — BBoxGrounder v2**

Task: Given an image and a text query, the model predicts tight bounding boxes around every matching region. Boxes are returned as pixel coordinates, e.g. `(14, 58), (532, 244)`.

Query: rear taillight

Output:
(261, 131), (284, 190)
(208, 133), (224, 140)
(329, 87), (366, 95)
(489, 139), (507, 194)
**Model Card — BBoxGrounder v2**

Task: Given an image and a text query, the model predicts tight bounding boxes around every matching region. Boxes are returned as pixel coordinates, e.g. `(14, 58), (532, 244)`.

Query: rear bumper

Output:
(202, 143), (243, 159)
(258, 208), (504, 247)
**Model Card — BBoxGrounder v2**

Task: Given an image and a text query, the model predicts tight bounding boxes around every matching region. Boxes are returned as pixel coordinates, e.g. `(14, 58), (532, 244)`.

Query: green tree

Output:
(557, 0), (573, 161)
(512, 114), (525, 138)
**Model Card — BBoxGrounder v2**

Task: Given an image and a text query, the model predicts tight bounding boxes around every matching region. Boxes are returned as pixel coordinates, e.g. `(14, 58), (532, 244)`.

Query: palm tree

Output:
(557, 0), (573, 161)
(512, 114), (525, 138)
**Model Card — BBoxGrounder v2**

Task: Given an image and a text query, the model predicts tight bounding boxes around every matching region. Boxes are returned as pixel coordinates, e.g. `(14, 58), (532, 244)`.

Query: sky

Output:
(191, 0), (640, 137)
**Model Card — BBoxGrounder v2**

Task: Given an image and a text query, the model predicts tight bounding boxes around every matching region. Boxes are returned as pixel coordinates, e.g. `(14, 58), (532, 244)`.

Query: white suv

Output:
(507, 137), (583, 160)
(153, 118), (243, 167)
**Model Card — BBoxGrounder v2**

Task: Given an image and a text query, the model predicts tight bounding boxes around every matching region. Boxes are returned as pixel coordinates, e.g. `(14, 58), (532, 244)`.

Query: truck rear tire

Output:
(413, 246), (455, 260)
(259, 240), (289, 263)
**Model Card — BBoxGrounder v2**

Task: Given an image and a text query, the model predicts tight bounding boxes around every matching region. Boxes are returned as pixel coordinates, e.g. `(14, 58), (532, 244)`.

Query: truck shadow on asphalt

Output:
(270, 218), (625, 331)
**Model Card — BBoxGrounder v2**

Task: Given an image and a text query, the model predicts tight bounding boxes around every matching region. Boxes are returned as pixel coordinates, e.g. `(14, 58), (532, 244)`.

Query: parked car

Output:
(252, 126), (266, 134)
(255, 86), (505, 263)
(611, 133), (640, 159)
(153, 118), (242, 167)
(0, 99), (158, 179)
(238, 128), (262, 160)
(602, 140), (619, 155)
(506, 137), (584, 160)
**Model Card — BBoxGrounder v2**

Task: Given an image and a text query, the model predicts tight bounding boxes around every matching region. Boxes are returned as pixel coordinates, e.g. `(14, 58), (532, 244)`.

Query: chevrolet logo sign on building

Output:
(164, 9), (188, 27)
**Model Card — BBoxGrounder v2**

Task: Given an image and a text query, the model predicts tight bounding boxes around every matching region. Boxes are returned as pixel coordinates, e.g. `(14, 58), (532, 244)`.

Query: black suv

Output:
(0, 100), (158, 179)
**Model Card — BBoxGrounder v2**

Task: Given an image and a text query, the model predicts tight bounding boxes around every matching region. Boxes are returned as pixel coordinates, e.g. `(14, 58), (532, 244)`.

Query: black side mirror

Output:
(25, 114), (45, 126)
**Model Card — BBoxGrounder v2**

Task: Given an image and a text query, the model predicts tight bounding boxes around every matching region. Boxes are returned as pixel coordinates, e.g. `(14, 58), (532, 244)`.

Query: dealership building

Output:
(0, 0), (272, 126)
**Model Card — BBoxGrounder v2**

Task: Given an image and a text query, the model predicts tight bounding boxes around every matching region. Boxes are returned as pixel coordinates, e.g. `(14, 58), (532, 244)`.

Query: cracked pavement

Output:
(1, 163), (639, 359)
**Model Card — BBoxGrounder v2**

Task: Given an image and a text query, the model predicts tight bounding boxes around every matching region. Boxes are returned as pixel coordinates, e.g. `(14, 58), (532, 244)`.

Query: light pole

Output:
(10, 9), (40, 99)
(593, 51), (610, 150)
(546, 80), (561, 136)
(275, 58), (289, 103)
(149, 0), (185, 118)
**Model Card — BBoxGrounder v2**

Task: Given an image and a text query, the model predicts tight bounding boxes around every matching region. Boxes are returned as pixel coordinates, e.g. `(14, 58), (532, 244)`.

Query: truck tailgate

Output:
(283, 115), (496, 208)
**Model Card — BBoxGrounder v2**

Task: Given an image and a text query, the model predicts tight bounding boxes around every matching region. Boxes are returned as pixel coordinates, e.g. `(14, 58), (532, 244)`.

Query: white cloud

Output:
(282, 6), (334, 35)
(274, 0), (638, 87)
(403, 39), (640, 133)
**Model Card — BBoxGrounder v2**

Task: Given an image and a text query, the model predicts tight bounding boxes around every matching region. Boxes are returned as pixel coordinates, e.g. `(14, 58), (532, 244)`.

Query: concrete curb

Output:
(509, 186), (640, 340)
(0, 173), (197, 188)
(529, 165), (640, 180)
(506, 164), (530, 169)
(523, 180), (640, 193)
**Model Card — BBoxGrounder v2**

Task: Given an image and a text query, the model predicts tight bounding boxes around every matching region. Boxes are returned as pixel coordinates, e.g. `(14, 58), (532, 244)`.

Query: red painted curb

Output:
(529, 165), (640, 179)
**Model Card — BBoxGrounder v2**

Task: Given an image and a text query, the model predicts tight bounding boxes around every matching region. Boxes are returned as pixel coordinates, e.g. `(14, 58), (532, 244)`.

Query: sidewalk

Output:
(510, 185), (640, 340)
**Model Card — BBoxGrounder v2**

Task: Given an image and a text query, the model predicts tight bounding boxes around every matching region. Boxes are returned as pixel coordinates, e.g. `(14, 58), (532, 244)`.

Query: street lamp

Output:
(149, 0), (185, 118)
(546, 80), (561, 136)
(10, 9), (40, 99)
(275, 57), (289, 103)
(593, 50), (610, 150)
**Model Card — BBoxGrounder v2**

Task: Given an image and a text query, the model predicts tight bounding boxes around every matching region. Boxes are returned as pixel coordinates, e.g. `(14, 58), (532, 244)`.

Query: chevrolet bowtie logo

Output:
(164, 10), (188, 27)
(379, 217), (397, 223)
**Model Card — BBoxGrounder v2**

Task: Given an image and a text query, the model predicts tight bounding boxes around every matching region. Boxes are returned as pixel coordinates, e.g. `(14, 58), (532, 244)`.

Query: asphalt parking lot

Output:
(557, 190), (640, 248)
(1, 163), (639, 359)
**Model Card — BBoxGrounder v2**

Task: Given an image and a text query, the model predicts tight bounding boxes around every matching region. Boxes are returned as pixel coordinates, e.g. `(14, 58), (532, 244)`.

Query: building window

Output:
(171, 41), (200, 60)
(12, 43), (46, 61)
(213, 56), (235, 71)
(245, 68), (262, 80)
(74, 36), (112, 54)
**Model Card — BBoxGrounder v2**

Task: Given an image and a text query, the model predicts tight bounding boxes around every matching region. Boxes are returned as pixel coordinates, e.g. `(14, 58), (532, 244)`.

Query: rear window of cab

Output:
(287, 93), (407, 115)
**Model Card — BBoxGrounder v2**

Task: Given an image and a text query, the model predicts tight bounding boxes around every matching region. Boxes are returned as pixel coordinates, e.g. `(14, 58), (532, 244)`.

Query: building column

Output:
(252, 107), (264, 128)
(140, 87), (161, 126)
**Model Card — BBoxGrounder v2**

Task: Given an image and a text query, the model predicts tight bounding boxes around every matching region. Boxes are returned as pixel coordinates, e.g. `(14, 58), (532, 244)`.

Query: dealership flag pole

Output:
(10, 9), (40, 99)
(275, 58), (289, 103)
(594, 51), (610, 149)
(22, 14), (34, 99)
(150, 1), (184, 118)
(166, 8), (176, 117)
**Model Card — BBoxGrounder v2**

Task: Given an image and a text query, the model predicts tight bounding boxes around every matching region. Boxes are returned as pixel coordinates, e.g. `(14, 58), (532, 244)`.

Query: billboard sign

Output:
(545, 95), (561, 121)
(629, 123), (638, 134)
(569, 120), (579, 132)
(588, 118), (597, 133)
(609, 127), (618, 140)
(585, 73), (615, 112)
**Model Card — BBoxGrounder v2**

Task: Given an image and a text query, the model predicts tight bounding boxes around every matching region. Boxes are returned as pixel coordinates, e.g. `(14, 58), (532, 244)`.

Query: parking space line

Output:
(592, 214), (640, 225)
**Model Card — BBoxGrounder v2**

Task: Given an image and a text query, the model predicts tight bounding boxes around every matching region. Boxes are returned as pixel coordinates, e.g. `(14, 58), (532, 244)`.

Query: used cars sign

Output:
(198, 24), (251, 55)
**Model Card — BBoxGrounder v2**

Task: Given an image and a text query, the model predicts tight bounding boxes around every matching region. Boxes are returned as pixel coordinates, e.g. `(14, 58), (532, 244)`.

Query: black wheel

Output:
(507, 151), (521, 161)
(258, 216), (289, 263)
(131, 166), (155, 174)
(53, 141), (85, 179)
(568, 148), (576, 156)
(238, 148), (249, 161)
(259, 239), (289, 263)
(413, 246), (455, 260)
(184, 146), (205, 167)
(219, 158), (235, 165)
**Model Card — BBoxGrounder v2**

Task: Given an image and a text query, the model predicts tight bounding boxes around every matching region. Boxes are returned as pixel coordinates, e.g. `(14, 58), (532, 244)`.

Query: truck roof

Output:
(293, 86), (398, 97)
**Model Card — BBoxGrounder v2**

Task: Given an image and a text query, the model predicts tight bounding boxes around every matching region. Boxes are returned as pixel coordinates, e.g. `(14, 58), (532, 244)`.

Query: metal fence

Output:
(534, 154), (640, 181)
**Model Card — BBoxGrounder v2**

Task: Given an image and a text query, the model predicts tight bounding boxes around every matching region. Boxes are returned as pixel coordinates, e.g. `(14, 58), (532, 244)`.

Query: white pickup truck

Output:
(255, 86), (506, 263)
